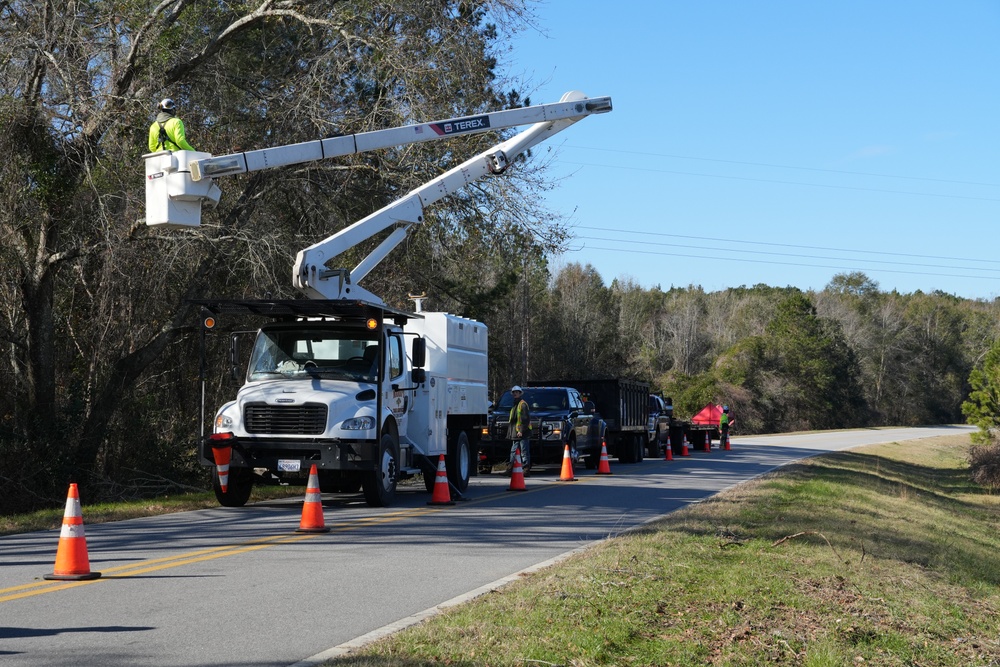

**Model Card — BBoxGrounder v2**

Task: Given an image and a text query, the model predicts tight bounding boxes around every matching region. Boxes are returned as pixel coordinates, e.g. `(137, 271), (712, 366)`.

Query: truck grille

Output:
(244, 403), (327, 435)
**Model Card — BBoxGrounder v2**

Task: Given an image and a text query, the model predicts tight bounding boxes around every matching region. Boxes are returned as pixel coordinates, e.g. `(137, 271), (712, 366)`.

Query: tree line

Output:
(489, 266), (1000, 437)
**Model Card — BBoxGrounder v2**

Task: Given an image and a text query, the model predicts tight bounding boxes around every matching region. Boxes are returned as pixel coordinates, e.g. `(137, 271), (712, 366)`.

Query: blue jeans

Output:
(510, 437), (530, 468)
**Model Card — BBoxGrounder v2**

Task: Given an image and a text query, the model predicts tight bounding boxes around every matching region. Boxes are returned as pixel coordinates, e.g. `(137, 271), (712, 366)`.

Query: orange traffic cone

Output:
(508, 447), (527, 492)
(211, 443), (232, 493)
(297, 464), (330, 533)
(428, 454), (455, 505)
(558, 443), (577, 481)
(663, 434), (673, 461)
(704, 434), (711, 452)
(724, 434), (731, 451)
(596, 439), (612, 475)
(44, 483), (101, 581)
(681, 434), (690, 457)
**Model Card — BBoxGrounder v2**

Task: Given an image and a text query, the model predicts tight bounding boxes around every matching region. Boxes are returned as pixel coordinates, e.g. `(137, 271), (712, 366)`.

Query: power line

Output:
(575, 235), (1000, 274)
(561, 161), (1000, 204)
(564, 145), (1000, 189)
(573, 225), (1000, 265)
(577, 245), (1000, 282)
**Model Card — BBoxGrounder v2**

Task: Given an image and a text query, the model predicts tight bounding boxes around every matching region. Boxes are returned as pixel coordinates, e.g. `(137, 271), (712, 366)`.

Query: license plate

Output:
(277, 459), (301, 472)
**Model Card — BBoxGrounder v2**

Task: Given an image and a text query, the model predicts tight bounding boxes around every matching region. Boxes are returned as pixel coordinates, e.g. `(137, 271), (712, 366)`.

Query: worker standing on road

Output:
(507, 386), (531, 475)
(148, 98), (196, 152)
(720, 405), (731, 448)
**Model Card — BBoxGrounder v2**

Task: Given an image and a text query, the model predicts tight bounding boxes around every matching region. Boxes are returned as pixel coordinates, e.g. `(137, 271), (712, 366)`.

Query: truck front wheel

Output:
(447, 431), (471, 493)
(213, 466), (254, 507)
(363, 433), (399, 507)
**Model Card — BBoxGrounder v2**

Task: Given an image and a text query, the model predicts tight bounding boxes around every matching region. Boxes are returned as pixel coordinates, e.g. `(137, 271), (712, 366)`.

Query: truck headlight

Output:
(341, 416), (375, 430)
(215, 415), (233, 430)
(541, 420), (563, 440)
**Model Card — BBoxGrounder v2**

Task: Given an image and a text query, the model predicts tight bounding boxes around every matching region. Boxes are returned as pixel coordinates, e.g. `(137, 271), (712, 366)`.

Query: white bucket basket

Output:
(143, 150), (222, 228)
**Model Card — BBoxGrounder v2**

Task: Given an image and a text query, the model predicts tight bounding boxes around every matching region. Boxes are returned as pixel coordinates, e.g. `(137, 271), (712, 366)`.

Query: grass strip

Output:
(326, 435), (1000, 666)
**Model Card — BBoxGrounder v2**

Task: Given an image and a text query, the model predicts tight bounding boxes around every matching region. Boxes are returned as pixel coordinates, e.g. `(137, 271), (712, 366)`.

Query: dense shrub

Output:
(968, 443), (1000, 490)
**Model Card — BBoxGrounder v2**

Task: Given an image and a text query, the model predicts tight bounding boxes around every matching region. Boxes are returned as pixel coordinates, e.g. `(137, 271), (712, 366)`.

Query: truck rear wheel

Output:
(213, 466), (254, 507)
(447, 431), (471, 493)
(583, 436), (598, 470)
(363, 433), (399, 507)
(616, 435), (636, 464)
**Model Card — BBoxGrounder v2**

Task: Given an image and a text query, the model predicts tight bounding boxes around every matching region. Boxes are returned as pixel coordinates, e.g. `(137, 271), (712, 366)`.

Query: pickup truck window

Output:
(524, 389), (569, 411)
(496, 389), (570, 411)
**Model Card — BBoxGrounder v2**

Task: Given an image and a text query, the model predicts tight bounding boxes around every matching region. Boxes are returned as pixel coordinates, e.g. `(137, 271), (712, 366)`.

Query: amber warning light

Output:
(366, 318), (379, 330)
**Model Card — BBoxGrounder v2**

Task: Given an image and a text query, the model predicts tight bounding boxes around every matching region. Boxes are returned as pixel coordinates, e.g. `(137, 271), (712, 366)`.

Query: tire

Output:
(447, 431), (471, 493)
(583, 436), (598, 470)
(646, 440), (659, 459)
(636, 434), (645, 462)
(213, 466), (254, 507)
(616, 434), (636, 464)
(362, 432), (399, 507)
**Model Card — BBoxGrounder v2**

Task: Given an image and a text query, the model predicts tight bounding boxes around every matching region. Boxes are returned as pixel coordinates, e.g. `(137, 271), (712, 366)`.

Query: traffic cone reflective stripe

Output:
(45, 483), (101, 581)
(297, 465), (330, 533)
(664, 433), (673, 461)
(596, 440), (612, 475)
(508, 447), (527, 491)
(211, 444), (232, 493)
(558, 444), (577, 481)
(428, 454), (455, 505)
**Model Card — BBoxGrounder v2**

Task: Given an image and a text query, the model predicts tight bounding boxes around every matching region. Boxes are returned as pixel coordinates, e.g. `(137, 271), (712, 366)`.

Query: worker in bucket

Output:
(148, 98), (196, 152)
(720, 405), (731, 447)
(507, 386), (531, 475)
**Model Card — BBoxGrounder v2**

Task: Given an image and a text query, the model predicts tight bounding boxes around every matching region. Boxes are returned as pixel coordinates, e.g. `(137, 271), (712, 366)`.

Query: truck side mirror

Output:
(411, 368), (426, 385)
(411, 337), (426, 368)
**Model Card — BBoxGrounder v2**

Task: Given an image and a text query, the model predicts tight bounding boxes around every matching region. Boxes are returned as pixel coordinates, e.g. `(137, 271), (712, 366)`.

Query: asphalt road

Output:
(0, 425), (972, 667)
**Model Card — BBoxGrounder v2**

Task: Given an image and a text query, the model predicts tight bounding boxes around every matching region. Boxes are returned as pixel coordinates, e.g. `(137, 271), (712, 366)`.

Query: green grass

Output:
(326, 435), (1000, 666)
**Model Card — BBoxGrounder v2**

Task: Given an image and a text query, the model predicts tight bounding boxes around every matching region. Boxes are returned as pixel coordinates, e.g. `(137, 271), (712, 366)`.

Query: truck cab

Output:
(200, 300), (486, 508)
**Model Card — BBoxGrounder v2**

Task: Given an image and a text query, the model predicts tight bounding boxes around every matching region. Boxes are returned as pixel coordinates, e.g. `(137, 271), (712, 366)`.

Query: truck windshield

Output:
(497, 389), (569, 412)
(247, 328), (378, 383)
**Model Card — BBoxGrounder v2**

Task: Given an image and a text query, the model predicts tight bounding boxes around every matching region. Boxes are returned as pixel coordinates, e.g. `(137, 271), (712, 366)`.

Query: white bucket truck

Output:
(143, 92), (612, 506)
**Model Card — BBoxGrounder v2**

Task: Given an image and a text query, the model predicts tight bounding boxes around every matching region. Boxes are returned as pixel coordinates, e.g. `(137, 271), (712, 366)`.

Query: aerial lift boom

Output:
(143, 91), (612, 303)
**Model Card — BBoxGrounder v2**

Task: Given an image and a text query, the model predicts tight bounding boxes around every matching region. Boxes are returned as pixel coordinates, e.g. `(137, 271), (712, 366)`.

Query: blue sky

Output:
(503, 1), (1000, 300)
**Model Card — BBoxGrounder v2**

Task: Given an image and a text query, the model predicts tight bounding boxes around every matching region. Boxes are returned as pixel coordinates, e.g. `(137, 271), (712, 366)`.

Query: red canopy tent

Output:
(690, 403), (724, 425)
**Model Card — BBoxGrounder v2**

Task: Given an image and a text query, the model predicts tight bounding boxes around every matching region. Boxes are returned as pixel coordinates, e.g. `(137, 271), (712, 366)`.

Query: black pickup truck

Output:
(477, 386), (606, 471)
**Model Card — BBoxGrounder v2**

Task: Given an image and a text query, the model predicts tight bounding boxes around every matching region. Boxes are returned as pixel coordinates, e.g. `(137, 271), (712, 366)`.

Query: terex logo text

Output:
(430, 115), (490, 135)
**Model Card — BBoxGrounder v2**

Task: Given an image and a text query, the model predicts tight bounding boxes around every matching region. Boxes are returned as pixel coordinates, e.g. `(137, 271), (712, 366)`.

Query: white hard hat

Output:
(158, 98), (176, 112)
(511, 385), (523, 393)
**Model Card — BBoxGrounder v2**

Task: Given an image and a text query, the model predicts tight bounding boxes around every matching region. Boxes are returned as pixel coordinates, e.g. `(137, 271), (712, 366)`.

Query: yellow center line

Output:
(0, 475), (594, 604)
